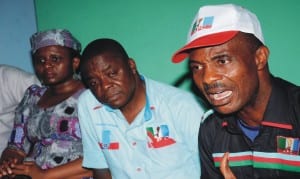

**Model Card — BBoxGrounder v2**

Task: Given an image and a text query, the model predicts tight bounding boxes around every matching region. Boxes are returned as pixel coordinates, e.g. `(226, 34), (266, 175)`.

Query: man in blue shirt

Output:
(78, 38), (206, 179)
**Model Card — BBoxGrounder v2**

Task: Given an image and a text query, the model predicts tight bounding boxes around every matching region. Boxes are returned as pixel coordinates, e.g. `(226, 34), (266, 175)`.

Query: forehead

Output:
(33, 45), (69, 56)
(82, 52), (125, 71)
(188, 34), (247, 62)
(189, 42), (231, 62)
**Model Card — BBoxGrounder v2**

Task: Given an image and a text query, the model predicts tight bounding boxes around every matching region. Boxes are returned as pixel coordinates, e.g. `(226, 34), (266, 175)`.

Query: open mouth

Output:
(209, 90), (232, 101)
(207, 90), (233, 107)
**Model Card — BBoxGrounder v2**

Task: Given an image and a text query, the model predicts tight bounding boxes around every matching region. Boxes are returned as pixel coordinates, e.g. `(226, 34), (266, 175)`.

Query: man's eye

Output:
(216, 55), (230, 65)
(108, 71), (117, 77)
(89, 81), (96, 87)
(89, 81), (96, 86)
(218, 59), (228, 64)
(190, 64), (203, 71)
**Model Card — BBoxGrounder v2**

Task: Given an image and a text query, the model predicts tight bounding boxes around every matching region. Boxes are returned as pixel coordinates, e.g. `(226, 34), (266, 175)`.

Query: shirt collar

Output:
(262, 77), (292, 126)
(222, 77), (294, 131)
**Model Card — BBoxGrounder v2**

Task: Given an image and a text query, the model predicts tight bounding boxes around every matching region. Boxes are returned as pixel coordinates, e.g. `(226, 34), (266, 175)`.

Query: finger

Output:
(0, 166), (7, 176)
(12, 167), (28, 177)
(220, 152), (230, 172)
(23, 161), (35, 166)
(12, 164), (26, 170)
(6, 166), (14, 175)
(2, 158), (17, 168)
(220, 152), (236, 179)
(12, 168), (26, 175)
(0, 164), (13, 176)
(0, 168), (10, 176)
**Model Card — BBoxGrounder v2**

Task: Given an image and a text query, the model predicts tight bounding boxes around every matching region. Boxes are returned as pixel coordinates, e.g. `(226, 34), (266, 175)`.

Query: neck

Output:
(38, 79), (84, 108)
(47, 79), (83, 95)
(237, 74), (272, 126)
(121, 78), (146, 124)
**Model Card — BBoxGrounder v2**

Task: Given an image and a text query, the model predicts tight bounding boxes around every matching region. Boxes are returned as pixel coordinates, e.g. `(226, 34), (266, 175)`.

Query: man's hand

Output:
(220, 152), (236, 179)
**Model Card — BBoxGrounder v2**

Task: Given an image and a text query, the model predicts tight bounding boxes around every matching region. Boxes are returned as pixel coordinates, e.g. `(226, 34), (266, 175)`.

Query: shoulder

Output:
(78, 89), (99, 106)
(78, 89), (94, 100)
(0, 65), (23, 76)
(199, 111), (229, 143)
(20, 85), (45, 102)
(145, 77), (208, 114)
(145, 77), (202, 102)
(26, 84), (45, 95)
(15, 85), (45, 111)
(0, 65), (40, 88)
(0, 65), (34, 79)
(286, 83), (300, 110)
(273, 77), (300, 104)
(201, 111), (225, 131)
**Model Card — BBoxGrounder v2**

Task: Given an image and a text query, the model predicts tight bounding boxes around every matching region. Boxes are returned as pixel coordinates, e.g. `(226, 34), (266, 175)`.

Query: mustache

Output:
(204, 82), (226, 92)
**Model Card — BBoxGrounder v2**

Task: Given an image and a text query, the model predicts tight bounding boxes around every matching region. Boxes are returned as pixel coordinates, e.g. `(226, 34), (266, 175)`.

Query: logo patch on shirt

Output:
(277, 136), (300, 155)
(99, 130), (119, 150)
(146, 124), (176, 148)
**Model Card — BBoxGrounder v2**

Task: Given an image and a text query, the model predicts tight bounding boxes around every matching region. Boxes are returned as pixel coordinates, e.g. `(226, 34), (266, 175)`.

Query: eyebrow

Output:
(188, 58), (200, 64)
(211, 54), (228, 60)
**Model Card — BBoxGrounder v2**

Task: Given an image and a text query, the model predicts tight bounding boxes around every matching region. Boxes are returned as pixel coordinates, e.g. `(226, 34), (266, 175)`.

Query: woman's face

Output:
(32, 45), (75, 86)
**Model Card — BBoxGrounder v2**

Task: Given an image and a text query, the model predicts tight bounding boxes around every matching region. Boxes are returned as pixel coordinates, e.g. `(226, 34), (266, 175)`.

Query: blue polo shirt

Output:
(78, 76), (205, 179)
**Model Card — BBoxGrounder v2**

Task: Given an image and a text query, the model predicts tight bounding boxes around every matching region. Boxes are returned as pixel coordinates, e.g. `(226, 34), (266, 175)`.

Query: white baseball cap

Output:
(172, 4), (264, 63)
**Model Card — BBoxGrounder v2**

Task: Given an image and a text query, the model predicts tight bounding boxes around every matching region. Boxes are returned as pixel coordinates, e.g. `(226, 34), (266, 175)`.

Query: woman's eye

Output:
(34, 58), (45, 64)
(39, 58), (46, 63)
(51, 56), (61, 62)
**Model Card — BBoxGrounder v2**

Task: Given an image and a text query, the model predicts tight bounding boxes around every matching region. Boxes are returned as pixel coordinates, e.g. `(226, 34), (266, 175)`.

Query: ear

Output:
(128, 58), (138, 74)
(255, 46), (269, 71)
(72, 57), (80, 72)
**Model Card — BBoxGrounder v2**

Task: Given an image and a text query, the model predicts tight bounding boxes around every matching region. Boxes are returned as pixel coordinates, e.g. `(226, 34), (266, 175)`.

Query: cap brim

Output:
(172, 31), (239, 63)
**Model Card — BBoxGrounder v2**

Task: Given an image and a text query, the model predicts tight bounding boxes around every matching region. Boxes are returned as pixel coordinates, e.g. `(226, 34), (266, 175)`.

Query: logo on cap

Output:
(191, 16), (214, 36)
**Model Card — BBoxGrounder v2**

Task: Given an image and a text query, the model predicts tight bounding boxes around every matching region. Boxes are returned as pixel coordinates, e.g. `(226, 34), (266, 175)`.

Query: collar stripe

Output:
(213, 151), (300, 172)
(261, 121), (292, 129)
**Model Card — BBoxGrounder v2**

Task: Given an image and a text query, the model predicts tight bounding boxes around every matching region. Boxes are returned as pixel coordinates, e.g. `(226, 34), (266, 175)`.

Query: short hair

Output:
(81, 38), (129, 65)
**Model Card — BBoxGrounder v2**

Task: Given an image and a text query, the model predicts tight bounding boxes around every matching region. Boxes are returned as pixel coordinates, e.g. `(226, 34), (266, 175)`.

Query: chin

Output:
(107, 102), (124, 109)
(214, 105), (237, 115)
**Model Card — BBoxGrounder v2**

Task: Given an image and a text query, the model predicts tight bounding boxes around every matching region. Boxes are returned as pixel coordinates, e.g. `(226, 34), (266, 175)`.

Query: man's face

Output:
(188, 35), (260, 114)
(81, 52), (137, 109)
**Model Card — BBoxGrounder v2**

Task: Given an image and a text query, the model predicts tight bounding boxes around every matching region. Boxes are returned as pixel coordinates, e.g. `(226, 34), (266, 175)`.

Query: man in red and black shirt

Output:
(172, 3), (300, 179)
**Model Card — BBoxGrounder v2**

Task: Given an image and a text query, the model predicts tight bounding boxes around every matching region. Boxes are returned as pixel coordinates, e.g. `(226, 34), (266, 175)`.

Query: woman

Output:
(0, 29), (92, 179)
